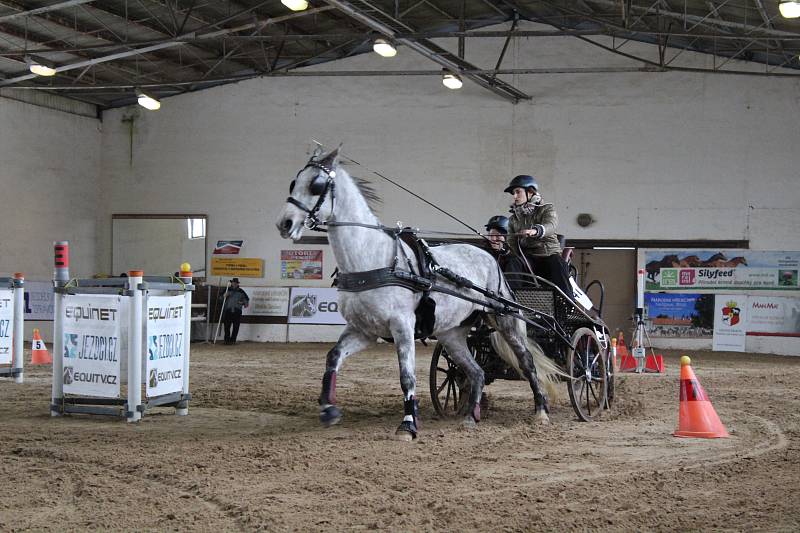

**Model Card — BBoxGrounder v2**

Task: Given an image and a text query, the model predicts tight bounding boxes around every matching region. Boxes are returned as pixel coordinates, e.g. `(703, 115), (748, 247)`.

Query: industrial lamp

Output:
(779, 1), (800, 18)
(373, 38), (397, 58)
(135, 88), (161, 110)
(26, 56), (56, 76)
(442, 70), (463, 90)
(281, 0), (308, 11)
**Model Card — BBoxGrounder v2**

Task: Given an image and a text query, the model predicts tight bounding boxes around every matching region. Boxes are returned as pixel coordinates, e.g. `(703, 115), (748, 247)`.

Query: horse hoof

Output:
(462, 416), (478, 430)
(533, 410), (550, 425)
(394, 430), (415, 442)
(395, 420), (418, 441)
(320, 405), (342, 427)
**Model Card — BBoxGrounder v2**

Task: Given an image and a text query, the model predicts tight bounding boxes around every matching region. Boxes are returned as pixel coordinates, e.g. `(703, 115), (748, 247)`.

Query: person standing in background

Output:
(221, 278), (249, 345)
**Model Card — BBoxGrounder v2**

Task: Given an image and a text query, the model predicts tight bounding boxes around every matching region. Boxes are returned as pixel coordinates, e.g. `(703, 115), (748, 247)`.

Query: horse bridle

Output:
(286, 160), (337, 229)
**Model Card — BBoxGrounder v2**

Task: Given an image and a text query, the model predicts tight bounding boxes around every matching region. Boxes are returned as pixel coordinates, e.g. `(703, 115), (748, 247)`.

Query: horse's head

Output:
(276, 147), (340, 241)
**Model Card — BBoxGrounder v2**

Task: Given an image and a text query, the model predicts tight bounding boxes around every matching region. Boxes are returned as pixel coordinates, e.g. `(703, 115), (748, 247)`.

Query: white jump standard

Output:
(0, 273), (25, 383)
(50, 241), (194, 422)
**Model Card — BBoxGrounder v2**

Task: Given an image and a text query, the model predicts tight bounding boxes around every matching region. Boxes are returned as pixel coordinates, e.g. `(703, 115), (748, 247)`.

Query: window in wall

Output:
(188, 218), (206, 240)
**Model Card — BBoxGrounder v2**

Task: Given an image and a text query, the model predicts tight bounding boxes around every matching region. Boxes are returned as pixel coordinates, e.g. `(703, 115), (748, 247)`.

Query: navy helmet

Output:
(485, 215), (509, 234)
(504, 174), (539, 194)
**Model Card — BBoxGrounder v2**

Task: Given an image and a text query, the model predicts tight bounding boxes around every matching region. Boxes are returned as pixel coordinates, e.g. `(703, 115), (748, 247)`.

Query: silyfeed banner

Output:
(644, 250), (799, 291)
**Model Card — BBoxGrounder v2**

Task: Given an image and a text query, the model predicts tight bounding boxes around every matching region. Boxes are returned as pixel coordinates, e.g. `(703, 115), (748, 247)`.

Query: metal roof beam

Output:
(0, 0), (219, 80)
(0, 5), (333, 87)
(588, 0), (800, 37)
(322, 0), (530, 103)
(0, 0), (94, 22)
(7, 26), (800, 55)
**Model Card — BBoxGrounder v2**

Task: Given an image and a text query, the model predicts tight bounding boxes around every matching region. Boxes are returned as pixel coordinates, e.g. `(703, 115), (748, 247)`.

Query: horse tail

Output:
(489, 316), (568, 400)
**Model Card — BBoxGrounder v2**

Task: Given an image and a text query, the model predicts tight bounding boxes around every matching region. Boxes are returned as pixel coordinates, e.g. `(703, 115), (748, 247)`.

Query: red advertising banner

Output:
(281, 250), (323, 280)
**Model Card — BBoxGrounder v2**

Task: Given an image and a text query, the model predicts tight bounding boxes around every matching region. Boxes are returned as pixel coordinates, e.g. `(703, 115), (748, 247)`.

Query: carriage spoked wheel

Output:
(429, 344), (469, 418)
(604, 341), (615, 409)
(566, 327), (608, 422)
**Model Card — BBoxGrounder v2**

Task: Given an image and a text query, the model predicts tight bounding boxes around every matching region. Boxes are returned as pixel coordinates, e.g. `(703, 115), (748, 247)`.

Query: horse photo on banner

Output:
(288, 287), (345, 325)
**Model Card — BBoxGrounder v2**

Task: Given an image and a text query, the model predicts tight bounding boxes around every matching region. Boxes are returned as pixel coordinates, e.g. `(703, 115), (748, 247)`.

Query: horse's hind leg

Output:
(319, 326), (374, 426)
(390, 319), (420, 441)
(436, 327), (485, 428)
(493, 314), (550, 424)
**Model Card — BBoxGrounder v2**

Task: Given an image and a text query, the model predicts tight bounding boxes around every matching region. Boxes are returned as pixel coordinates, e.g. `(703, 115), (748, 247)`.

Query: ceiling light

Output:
(281, 0), (308, 11)
(135, 88), (161, 111)
(442, 70), (463, 90)
(779, 1), (800, 18)
(26, 56), (56, 77)
(373, 38), (397, 58)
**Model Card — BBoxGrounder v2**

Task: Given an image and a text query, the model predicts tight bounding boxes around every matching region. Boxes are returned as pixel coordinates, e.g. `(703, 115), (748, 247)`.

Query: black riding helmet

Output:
(485, 215), (509, 234)
(504, 174), (539, 194)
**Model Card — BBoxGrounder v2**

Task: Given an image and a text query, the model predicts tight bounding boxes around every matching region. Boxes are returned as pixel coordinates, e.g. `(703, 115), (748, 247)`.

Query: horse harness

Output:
(285, 157), (546, 339)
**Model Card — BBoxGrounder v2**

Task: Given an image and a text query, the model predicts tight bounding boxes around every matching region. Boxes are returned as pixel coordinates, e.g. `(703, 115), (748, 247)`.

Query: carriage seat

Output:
(558, 234), (574, 264)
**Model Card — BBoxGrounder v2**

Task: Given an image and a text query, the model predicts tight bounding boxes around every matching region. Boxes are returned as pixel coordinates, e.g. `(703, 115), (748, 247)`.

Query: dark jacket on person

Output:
(222, 287), (249, 312)
(508, 202), (562, 257)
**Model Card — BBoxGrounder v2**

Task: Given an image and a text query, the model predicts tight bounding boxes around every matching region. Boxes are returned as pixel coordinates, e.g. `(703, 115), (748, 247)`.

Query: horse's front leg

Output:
(391, 320), (419, 441)
(319, 326), (373, 426)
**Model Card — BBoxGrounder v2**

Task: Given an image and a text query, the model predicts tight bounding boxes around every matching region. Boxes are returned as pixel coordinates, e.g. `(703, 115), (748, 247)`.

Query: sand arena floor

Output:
(2, 342), (799, 531)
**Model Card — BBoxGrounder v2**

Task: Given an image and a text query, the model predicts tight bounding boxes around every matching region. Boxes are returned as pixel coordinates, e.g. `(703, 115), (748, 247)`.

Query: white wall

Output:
(112, 218), (205, 276)
(0, 97), (101, 342)
(94, 21), (800, 347)
(4, 21), (799, 349)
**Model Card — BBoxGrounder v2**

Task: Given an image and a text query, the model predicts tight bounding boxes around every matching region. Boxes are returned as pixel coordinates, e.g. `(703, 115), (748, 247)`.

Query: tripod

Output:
(630, 307), (659, 373)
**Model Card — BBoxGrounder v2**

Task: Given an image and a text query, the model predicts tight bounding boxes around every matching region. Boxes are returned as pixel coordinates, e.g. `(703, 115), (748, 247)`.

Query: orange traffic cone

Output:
(617, 332), (636, 370)
(674, 356), (728, 438)
(31, 328), (52, 365)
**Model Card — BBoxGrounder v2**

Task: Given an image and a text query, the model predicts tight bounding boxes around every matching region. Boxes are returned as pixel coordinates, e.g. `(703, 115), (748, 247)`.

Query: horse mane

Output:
(337, 162), (382, 212)
(352, 176), (382, 212)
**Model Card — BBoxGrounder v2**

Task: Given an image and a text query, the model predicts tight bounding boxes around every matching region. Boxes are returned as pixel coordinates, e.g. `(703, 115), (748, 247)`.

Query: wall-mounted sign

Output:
(242, 287), (290, 317)
(644, 293), (712, 339)
(210, 257), (264, 278)
(712, 295), (747, 352)
(281, 250), (323, 280)
(645, 250), (799, 291)
(213, 240), (243, 255)
(747, 295), (800, 337)
(288, 287), (345, 325)
(23, 281), (54, 321)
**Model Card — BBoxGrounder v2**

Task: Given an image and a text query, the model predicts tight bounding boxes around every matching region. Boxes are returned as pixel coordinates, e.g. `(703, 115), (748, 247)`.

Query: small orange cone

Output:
(674, 356), (728, 438)
(31, 328), (52, 365)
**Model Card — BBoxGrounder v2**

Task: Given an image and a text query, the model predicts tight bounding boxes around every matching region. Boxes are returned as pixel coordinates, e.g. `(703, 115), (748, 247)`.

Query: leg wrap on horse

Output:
(319, 370), (341, 426)
(535, 396), (550, 414)
(396, 397), (420, 438)
(319, 369), (337, 405)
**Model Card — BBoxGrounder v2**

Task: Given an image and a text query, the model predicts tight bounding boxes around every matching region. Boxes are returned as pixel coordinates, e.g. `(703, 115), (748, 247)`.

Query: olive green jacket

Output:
(508, 202), (562, 257)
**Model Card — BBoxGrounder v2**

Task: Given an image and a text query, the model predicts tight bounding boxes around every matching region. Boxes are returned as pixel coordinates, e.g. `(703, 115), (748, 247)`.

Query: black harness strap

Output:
(336, 267), (431, 293)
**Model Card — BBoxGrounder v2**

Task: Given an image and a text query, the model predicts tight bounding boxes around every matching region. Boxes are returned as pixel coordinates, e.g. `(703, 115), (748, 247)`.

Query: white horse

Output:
(276, 147), (556, 440)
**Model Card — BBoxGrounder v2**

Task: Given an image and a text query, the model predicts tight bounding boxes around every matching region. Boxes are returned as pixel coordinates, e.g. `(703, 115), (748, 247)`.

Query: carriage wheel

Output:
(605, 342), (615, 409)
(429, 344), (469, 418)
(566, 327), (607, 422)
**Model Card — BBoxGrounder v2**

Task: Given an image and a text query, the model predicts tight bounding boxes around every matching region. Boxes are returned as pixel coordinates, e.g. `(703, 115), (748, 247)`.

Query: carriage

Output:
(278, 146), (616, 439)
(429, 269), (614, 422)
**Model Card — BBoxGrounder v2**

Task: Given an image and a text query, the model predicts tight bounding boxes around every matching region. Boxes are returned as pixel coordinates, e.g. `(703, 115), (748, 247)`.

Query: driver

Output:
(504, 175), (572, 297)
